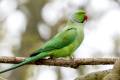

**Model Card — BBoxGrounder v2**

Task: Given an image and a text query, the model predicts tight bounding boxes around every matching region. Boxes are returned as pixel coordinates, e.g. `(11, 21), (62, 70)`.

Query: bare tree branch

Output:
(0, 56), (119, 68)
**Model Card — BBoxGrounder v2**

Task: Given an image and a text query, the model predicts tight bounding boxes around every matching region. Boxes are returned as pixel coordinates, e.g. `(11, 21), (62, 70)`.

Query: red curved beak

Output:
(84, 15), (88, 21)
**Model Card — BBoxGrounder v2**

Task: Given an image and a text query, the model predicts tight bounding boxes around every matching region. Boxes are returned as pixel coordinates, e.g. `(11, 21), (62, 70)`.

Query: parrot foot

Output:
(69, 56), (74, 60)
(49, 56), (56, 60)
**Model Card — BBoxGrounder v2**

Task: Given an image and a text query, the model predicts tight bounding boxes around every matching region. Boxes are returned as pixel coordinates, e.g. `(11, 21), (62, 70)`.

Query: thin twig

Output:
(0, 56), (119, 68)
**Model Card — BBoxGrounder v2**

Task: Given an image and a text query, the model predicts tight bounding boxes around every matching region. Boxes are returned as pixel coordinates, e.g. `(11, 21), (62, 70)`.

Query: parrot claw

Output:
(49, 56), (56, 60)
(69, 56), (74, 60)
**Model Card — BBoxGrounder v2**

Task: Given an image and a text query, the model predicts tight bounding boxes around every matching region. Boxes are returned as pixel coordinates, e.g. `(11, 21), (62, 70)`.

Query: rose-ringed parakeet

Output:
(0, 10), (87, 74)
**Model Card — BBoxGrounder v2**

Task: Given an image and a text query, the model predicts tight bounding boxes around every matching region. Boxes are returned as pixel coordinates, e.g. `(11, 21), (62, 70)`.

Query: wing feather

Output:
(30, 28), (77, 57)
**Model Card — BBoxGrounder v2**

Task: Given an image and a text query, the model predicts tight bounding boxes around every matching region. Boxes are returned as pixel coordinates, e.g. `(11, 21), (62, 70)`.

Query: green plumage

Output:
(0, 10), (86, 74)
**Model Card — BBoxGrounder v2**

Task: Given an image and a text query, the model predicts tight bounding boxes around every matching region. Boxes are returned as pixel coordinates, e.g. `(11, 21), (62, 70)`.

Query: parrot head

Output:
(72, 10), (88, 23)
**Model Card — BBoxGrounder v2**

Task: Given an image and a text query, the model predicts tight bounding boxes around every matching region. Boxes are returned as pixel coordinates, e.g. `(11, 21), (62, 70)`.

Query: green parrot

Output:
(0, 10), (87, 74)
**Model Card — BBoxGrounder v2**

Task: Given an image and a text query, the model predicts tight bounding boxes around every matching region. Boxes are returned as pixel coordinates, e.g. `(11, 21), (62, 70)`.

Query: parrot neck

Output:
(67, 20), (83, 28)
(68, 20), (83, 24)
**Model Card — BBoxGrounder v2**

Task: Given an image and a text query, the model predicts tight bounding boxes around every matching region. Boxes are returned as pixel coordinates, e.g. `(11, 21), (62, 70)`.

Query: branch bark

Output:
(0, 56), (119, 68)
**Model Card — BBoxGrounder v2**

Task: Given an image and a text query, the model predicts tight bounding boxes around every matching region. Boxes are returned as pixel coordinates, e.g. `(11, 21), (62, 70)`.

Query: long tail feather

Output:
(0, 52), (50, 74)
